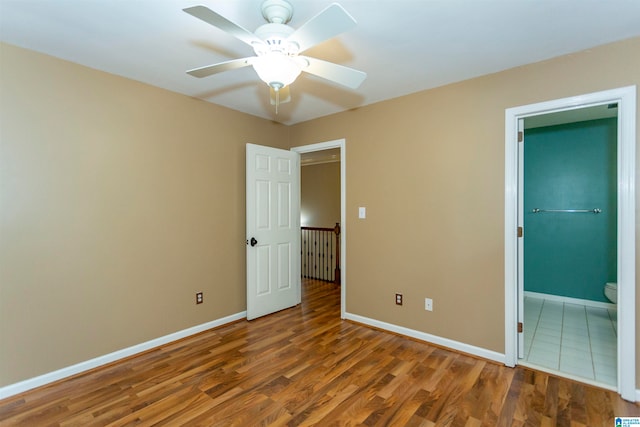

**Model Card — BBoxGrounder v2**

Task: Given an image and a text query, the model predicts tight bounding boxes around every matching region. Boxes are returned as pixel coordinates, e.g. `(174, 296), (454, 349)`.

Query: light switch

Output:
(358, 207), (366, 219)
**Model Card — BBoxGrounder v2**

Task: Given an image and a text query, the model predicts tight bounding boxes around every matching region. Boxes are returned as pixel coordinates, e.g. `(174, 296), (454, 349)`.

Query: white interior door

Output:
(246, 143), (300, 320)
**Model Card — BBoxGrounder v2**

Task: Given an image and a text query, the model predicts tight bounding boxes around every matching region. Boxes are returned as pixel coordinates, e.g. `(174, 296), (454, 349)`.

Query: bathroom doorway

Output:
(521, 106), (618, 387)
(504, 86), (636, 401)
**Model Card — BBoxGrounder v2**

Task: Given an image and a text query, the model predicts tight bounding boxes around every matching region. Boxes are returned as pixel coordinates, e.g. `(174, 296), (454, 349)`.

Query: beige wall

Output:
(301, 162), (340, 228)
(0, 43), (289, 386)
(289, 37), (640, 384)
(2, 37), (640, 391)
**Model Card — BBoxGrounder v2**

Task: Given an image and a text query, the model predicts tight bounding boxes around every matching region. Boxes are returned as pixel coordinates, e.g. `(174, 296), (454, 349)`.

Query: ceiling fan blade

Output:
(288, 3), (357, 53)
(187, 57), (254, 78)
(301, 56), (366, 89)
(270, 85), (291, 105)
(183, 5), (264, 48)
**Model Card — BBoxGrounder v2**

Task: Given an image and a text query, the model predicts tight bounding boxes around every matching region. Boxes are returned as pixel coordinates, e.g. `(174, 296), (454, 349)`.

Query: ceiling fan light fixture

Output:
(252, 53), (302, 88)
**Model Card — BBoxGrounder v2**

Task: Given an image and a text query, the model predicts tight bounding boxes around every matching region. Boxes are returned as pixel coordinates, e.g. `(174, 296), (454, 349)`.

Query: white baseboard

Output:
(4, 310), (634, 403)
(0, 311), (246, 400)
(524, 291), (616, 309)
(343, 312), (506, 365)
(344, 312), (640, 402)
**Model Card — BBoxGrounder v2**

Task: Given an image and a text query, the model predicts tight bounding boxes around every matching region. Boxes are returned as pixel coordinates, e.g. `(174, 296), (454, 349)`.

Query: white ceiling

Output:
(2, 0), (640, 126)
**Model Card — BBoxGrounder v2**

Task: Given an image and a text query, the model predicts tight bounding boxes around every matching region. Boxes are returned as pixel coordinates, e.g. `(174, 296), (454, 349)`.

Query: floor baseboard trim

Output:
(0, 311), (247, 400)
(344, 312), (506, 365)
(524, 291), (616, 309)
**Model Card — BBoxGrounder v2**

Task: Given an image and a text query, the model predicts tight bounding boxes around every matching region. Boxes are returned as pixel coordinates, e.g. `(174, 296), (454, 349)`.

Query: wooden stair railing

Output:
(301, 223), (341, 284)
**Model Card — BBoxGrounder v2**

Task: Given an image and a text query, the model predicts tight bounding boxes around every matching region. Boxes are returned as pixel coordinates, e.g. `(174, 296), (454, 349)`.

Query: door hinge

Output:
(517, 226), (523, 238)
(517, 131), (523, 143)
(518, 322), (523, 333)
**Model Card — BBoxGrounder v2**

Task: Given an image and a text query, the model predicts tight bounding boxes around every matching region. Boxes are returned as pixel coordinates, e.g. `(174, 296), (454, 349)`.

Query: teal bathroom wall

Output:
(524, 118), (617, 302)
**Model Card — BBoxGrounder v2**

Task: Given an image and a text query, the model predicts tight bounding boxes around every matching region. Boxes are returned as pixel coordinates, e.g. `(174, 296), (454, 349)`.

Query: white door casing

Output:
(517, 118), (525, 359)
(246, 143), (300, 320)
(504, 86), (636, 401)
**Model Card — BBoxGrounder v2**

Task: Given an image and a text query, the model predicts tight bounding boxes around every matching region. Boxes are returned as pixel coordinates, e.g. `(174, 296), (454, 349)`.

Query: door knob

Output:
(250, 237), (258, 247)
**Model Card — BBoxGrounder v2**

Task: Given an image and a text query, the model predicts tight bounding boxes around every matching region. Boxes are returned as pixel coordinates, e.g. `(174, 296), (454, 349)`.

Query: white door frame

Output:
(292, 139), (346, 318)
(504, 86), (636, 401)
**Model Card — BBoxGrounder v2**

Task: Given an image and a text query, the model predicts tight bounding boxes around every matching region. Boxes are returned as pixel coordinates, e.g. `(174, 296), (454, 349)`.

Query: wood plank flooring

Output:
(1, 279), (638, 426)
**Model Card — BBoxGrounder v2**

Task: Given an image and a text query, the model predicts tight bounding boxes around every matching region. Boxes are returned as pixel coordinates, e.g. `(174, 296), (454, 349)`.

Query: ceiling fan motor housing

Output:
(254, 23), (298, 56)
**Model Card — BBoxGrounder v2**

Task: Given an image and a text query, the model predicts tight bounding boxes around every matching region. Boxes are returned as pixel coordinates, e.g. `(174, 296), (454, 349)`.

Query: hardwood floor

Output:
(1, 279), (638, 426)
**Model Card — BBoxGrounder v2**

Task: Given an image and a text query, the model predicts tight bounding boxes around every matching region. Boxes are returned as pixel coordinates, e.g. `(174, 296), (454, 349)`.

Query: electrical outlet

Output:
(395, 293), (403, 305)
(196, 292), (203, 304)
(425, 298), (433, 311)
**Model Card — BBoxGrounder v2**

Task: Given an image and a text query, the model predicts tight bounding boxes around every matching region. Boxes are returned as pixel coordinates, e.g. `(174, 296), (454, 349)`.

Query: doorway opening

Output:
(292, 139), (346, 318)
(300, 147), (341, 284)
(504, 86), (636, 401)
(521, 106), (618, 388)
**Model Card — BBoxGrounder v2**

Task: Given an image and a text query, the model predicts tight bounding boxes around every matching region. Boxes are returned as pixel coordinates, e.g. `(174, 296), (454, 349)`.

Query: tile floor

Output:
(521, 295), (617, 386)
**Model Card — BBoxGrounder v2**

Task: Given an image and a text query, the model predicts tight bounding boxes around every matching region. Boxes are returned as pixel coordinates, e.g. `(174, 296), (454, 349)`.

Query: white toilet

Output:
(604, 282), (617, 304)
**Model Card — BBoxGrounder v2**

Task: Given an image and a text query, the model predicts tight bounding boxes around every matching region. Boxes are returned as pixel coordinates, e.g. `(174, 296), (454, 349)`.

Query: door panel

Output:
(256, 246), (271, 296)
(277, 243), (291, 290)
(277, 182), (291, 227)
(246, 143), (300, 320)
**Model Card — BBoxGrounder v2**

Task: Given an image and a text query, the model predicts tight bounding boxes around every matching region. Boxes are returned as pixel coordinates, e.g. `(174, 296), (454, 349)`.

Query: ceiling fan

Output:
(183, 0), (367, 111)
